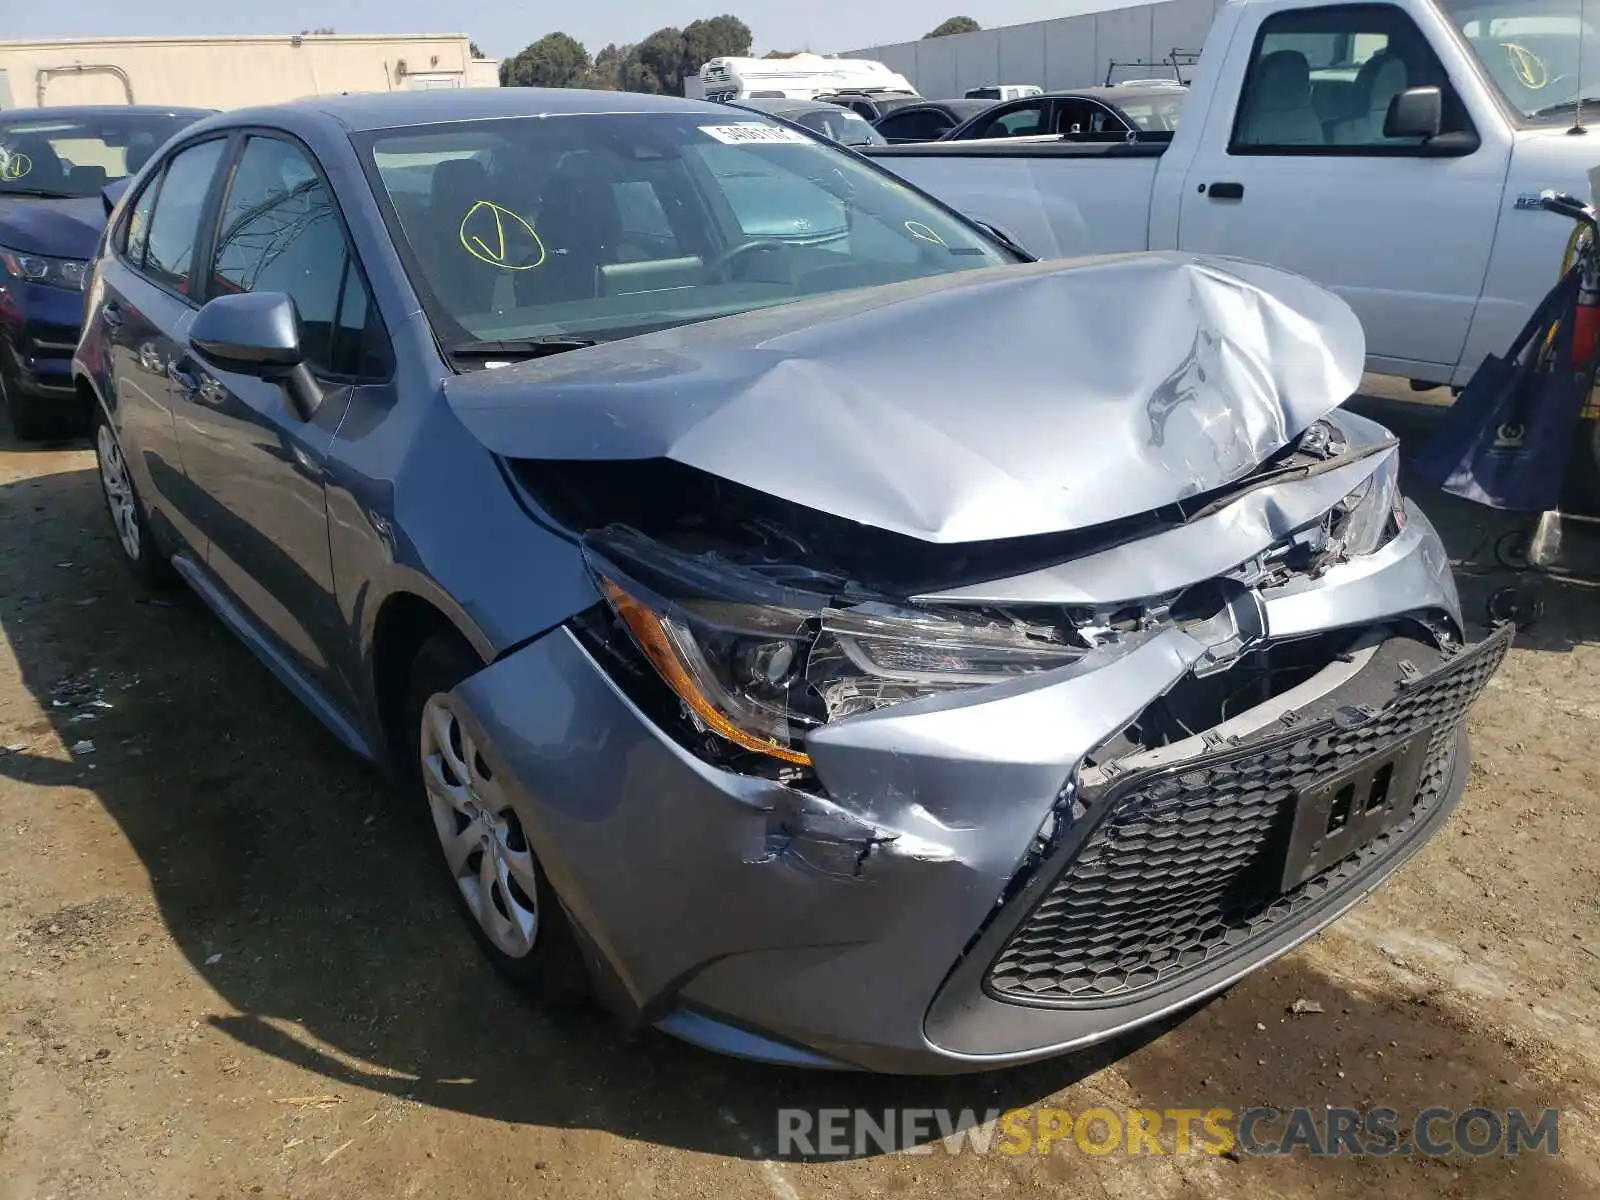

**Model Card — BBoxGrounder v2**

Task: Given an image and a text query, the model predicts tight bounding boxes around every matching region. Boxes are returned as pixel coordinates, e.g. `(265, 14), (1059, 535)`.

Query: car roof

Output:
(729, 98), (832, 117)
(0, 104), (216, 123)
(892, 98), (994, 116)
(1046, 84), (1187, 103)
(210, 88), (723, 134)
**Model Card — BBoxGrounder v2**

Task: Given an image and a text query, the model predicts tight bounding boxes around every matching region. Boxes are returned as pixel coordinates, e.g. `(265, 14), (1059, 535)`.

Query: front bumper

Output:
(0, 279), (84, 405)
(449, 507), (1503, 1074)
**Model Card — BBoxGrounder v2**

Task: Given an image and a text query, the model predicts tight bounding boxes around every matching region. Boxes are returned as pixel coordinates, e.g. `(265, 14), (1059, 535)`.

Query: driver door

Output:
(1176, 1), (1509, 373)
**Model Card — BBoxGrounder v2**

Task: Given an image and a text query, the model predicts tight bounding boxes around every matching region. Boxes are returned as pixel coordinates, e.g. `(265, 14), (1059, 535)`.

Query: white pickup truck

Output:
(866, 0), (1600, 391)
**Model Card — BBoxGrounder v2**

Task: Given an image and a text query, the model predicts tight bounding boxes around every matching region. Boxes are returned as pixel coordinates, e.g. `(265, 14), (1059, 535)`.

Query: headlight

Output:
(0, 245), (89, 291)
(585, 527), (1085, 767)
(1334, 450), (1405, 557)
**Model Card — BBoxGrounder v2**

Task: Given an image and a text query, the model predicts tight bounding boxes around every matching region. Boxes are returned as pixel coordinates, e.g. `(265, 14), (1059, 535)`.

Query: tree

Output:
(630, 27), (688, 95)
(588, 43), (628, 90)
(763, 49), (803, 58)
(470, 41), (484, 59)
(612, 17), (752, 96)
(500, 32), (591, 88)
(299, 27), (335, 35)
(683, 15), (753, 68)
(925, 16), (980, 37)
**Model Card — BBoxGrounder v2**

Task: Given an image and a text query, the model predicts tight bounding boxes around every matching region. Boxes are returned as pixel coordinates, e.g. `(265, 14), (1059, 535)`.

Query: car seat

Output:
(513, 154), (621, 308)
(1237, 50), (1325, 146)
(426, 157), (500, 314)
(1329, 51), (1411, 144)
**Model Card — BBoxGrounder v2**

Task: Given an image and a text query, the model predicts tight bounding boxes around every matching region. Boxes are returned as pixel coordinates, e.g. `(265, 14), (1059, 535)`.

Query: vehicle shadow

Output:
(0, 453), (1176, 1160)
(0, 390), (1591, 1180)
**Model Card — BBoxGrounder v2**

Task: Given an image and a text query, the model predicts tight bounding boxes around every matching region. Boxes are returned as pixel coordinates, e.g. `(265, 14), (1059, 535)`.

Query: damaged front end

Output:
(437, 255), (1503, 1071)
(456, 404), (1505, 1072)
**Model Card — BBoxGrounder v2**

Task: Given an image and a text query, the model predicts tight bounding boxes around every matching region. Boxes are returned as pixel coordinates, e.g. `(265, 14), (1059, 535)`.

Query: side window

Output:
(122, 173), (161, 266)
(1233, 4), (1469, 153)
(879, 110), (943, 141)
(978, 101), (1048, 138)
(209, 136), (386, 380)
(1055, 101), (1097, 136)
(140, 139), (225, 296)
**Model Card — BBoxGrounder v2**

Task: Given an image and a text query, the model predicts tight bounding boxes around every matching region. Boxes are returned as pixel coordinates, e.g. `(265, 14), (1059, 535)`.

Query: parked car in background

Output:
(942, 84), (1188, 141)
(873, 99), (997, 144)
(75, 86), (1505, 1075)
(697, 54), (915, 102)
(964, 84), (1043, 102)
(728, 97), (886, 148)
(867, 0), (1600, 394)
(815, 89), (924, 122)
(0, 104), (212, 438)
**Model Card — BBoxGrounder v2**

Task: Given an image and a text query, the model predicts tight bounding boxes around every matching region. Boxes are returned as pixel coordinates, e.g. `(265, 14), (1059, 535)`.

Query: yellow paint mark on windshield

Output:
(904, 220), (947, 246)
(459, 200), (546, 270)
(0, 152), (33, 181)
(1502, 43), (1550, 90)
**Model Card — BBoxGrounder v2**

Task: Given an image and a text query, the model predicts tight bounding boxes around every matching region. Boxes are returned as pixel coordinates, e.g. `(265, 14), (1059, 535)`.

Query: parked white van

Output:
(696, 54), (916, 103)
(964, 84), (1044, 102)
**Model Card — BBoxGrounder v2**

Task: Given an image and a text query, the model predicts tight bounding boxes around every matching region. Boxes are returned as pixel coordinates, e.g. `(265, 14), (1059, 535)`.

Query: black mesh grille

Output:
(986, 627), (1511, 1007)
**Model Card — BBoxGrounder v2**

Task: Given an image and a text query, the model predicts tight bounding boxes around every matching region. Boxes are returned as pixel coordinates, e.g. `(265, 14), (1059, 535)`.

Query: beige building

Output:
(0, 33), (500, 111)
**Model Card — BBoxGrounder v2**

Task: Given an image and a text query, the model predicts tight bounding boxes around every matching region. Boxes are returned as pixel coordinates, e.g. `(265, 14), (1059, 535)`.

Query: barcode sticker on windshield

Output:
(700, 123), (812, 145)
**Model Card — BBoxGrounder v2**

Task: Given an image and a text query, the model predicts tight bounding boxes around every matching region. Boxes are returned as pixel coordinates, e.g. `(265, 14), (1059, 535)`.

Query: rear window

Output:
(0, 111), (202, 199)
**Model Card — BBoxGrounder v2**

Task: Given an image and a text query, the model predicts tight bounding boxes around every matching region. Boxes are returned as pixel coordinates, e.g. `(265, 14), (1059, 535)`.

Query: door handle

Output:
(167, 359), (201, 395)
(101, 302), (124, 329)
(1206, 181), (1245, 201)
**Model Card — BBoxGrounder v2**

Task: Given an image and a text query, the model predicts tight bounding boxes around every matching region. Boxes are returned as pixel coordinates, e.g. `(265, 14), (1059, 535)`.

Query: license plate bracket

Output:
(1280, 737), (1431, 893)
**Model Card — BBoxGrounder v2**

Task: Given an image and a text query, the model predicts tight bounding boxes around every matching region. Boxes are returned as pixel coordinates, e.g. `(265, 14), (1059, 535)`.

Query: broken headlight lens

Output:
(1334, 450), (1405, 557)
(584, 527), (1084, 767)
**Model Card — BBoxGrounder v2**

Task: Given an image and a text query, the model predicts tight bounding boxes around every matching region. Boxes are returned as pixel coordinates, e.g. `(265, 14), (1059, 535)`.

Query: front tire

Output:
(93, 407), (176, 588)
(1, 365), (55, 441)
(401, 631), (591, 1004)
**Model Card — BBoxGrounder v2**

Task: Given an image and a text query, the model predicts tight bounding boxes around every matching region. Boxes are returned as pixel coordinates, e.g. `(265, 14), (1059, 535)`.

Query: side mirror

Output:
(101, 177), (130, 219)
(189, 291), (321, 419)
(191, 291), (302, 370)
(1384, 86), (1443, 140)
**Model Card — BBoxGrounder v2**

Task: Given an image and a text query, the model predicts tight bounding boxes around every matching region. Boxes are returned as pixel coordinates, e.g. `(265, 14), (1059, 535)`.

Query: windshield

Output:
(1117, 95), (1186, 131)
(1440, 0), (1600, 121)
(0, 113), (197, 198)
(361, 112), (1008, 347)
(794, 108), (886, 147)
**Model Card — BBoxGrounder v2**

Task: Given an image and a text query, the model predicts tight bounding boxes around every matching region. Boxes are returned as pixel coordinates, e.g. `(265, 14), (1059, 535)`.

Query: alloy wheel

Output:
(419, 695), (540, 959)
(96, 423), (141, 562)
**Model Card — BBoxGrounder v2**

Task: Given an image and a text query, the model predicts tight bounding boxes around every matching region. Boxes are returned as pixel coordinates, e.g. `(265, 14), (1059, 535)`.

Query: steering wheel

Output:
(703, 239), (789, 282)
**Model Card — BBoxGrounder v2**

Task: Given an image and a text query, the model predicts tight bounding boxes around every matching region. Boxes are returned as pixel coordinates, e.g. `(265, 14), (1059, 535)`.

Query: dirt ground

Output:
(1, 378), (1598, 1199)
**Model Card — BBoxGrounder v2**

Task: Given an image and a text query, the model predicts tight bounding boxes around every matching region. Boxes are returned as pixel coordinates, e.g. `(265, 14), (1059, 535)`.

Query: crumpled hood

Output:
(445, 251), (1365, 543)
(0, 195), (104, 259)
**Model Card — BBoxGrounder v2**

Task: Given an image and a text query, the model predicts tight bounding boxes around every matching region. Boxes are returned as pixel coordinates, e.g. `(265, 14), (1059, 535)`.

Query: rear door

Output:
(1175, 2), (1510, 373)
(169, 132), (391, 706)
(96, 136), (230, 558)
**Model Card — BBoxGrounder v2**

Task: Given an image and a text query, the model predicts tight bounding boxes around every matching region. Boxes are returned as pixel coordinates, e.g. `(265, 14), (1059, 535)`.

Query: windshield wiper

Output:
(1530, 96), (1600, 119)
(0, 187), (77, 199)
(445, 336), (599, 362)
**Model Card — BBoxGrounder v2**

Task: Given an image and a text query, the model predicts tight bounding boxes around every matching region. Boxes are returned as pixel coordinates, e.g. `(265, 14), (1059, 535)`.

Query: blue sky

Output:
(2, 0), (1136, 61)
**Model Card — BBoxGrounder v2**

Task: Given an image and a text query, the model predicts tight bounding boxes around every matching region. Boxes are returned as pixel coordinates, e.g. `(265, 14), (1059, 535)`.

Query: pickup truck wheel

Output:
(402, 631), (592, 1005)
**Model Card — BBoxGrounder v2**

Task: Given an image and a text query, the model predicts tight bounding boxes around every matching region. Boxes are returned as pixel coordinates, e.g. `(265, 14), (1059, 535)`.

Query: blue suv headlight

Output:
(0, 245), (89, 291)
